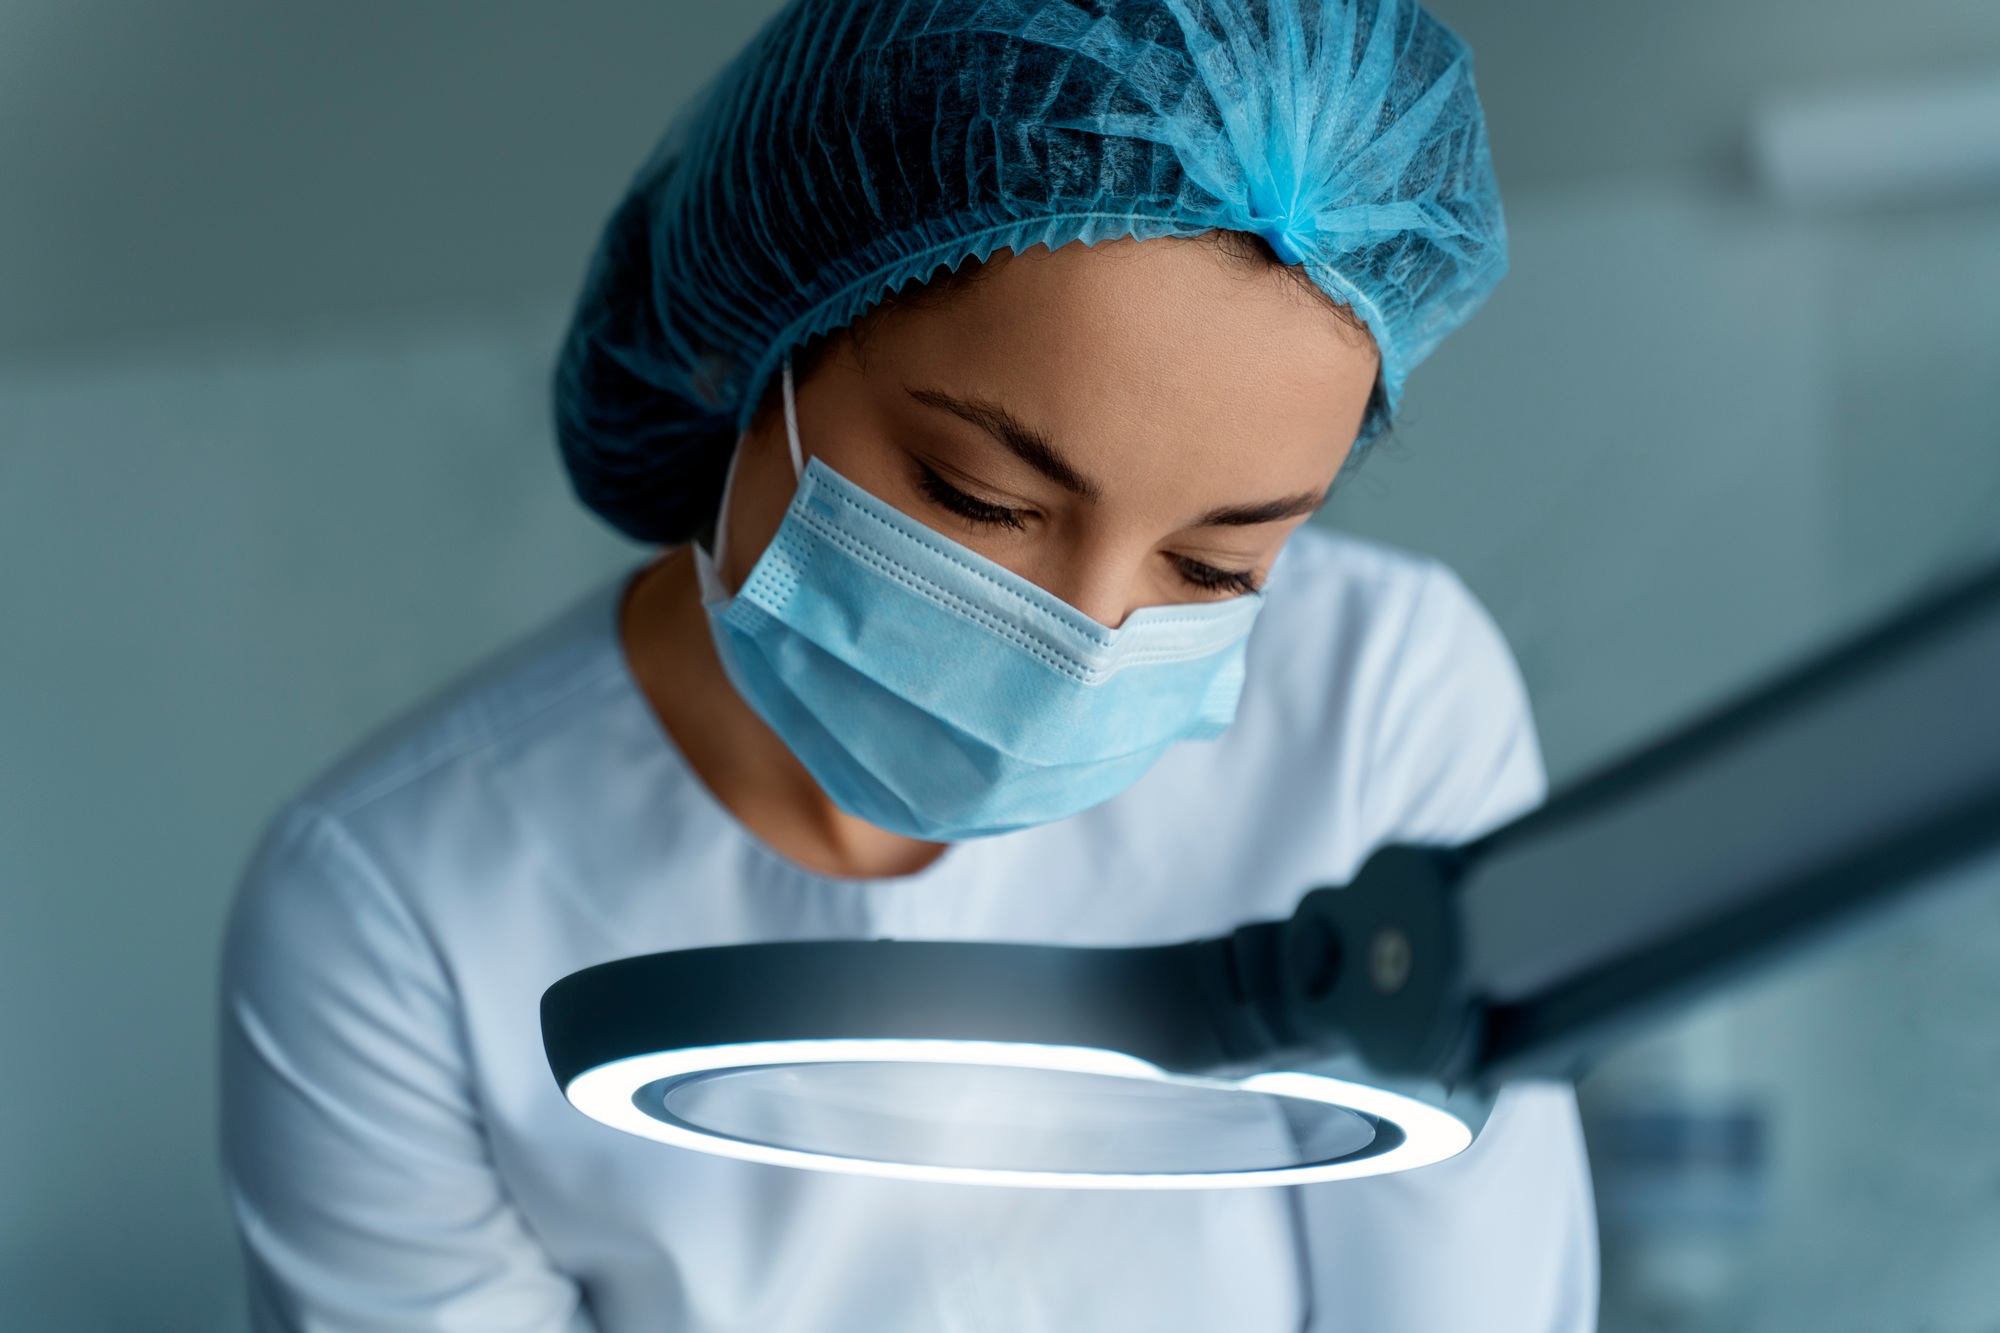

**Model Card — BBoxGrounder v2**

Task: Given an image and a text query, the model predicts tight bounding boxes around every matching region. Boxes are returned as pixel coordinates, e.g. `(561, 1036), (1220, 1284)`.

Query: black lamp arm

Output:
(1234, 557), (2000, 1088)
(1201, 847), (1480, 1080)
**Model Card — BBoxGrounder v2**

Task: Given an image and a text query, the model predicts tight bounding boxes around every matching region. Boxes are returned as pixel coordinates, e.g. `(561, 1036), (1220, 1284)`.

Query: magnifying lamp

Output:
(544, 562), (2000, 1188)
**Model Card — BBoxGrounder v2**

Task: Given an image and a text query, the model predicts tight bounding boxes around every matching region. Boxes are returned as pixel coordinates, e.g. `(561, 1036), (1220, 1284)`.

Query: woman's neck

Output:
(619, 546), (949, 880)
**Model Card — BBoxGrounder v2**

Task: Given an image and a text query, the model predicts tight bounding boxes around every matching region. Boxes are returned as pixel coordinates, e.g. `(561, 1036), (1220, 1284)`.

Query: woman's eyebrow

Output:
(1193, 491), (1326, 527)
(906, 385), (1319, 524)
(906, 388), (1100, 500)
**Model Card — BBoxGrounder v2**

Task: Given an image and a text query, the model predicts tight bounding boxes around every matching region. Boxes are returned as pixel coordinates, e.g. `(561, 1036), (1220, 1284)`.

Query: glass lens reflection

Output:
(643, 1062), (1383, 1174)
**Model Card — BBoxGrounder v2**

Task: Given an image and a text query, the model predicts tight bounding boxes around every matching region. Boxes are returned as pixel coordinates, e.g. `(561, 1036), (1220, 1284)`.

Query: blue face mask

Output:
(694, 362), (1264, 842)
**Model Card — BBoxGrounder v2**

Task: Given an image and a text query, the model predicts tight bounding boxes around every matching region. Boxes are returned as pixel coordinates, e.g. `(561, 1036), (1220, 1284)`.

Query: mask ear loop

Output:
(781, 355), (805, 479)
(699, 354), (805, 604)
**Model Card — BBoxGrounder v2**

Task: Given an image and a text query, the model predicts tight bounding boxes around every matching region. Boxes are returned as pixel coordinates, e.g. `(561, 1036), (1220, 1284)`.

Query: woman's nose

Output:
(1028, 542), (1147, 629)
(1069, 585), (1133, 630)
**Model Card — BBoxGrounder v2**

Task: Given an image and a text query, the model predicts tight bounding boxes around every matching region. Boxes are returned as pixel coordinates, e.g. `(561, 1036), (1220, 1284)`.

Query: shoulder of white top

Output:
(296, 575), (639, 820)
(1267, 523), (1446, 608)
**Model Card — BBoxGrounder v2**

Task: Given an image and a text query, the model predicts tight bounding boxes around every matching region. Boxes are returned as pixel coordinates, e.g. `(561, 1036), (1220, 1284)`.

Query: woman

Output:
(222, 1), (1597, 1329)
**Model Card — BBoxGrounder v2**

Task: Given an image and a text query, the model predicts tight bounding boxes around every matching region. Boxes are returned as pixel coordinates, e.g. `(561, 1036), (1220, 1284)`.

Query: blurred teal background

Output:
(1, 2), (1997, 1328)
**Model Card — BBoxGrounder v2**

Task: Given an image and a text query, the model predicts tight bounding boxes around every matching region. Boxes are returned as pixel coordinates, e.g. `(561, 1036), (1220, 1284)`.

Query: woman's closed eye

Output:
(1168, 555), (1262, 598)
(916, 461), (1262, 598)
(917, 463), (1030, 531)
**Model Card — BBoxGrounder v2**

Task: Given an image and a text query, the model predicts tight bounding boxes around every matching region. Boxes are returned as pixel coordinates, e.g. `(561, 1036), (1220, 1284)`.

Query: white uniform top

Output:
(221, 526), (1597, 1333)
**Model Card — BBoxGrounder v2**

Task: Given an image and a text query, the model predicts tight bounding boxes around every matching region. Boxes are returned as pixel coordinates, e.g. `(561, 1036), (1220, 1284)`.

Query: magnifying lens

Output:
(544, 561), (2000, 1188)
(541, 876), (1479, 1188)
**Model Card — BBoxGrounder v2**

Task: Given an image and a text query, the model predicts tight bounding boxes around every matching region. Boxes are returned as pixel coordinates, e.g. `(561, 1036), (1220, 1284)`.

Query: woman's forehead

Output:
(846, 240), (1378, 488)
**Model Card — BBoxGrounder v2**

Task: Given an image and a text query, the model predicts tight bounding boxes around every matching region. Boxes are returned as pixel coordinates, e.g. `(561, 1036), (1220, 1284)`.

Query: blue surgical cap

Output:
(558, 0), (1505, 544)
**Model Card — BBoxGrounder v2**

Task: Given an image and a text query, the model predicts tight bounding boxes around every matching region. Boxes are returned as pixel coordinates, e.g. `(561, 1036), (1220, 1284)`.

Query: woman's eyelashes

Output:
(916, 463), (1030, 531)
(1169, 555), (1263, 597)
(916, 461), (1262, 597)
